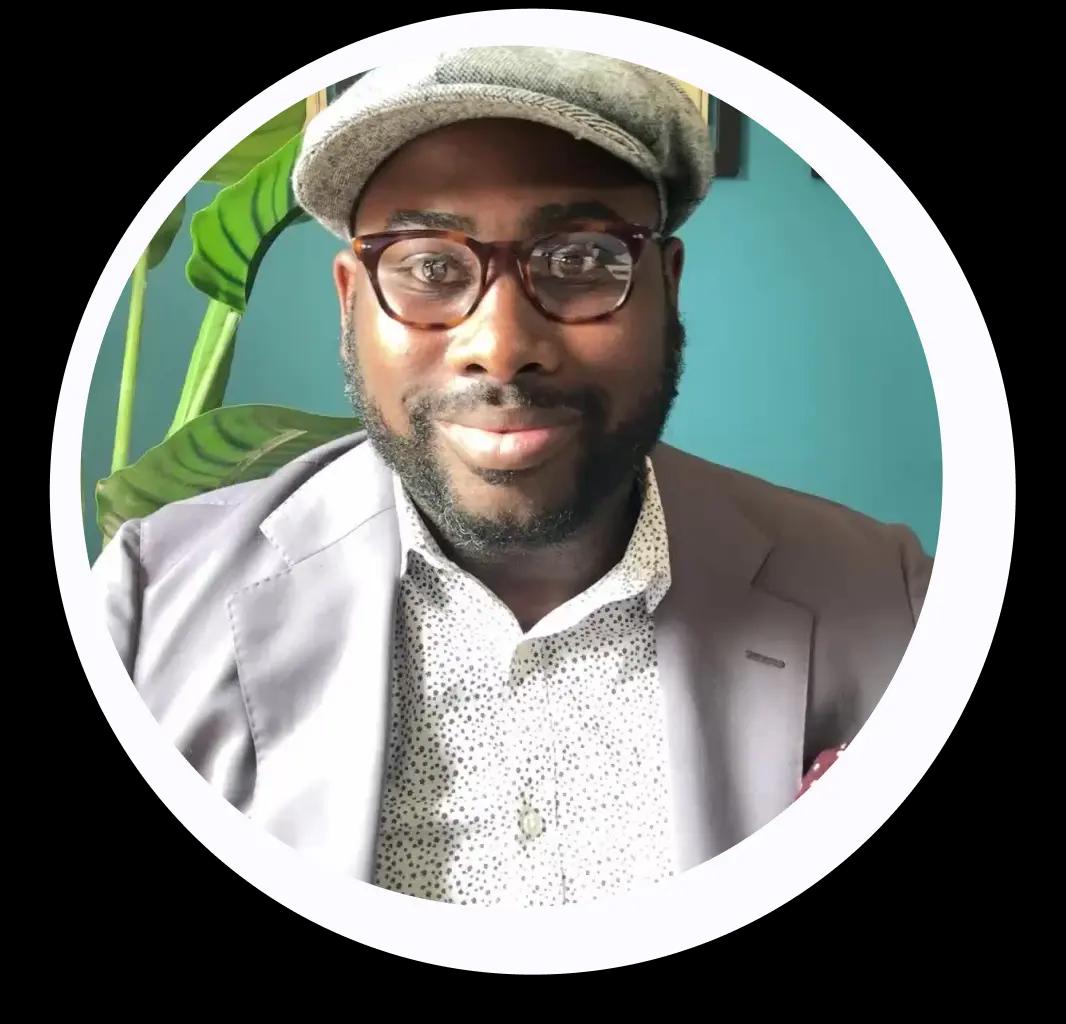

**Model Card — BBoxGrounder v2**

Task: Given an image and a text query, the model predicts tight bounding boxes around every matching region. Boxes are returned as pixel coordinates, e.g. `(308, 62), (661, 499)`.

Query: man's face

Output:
(334, 118), (686, 553)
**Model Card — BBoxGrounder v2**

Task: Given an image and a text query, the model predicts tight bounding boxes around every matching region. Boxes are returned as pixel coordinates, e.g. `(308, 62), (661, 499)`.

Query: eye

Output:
(405, 253), (469, 285)
(536, 242), (607, 279)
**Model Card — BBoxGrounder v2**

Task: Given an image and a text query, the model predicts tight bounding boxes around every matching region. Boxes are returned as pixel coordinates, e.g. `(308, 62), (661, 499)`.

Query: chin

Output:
(451, 474), (571, 520)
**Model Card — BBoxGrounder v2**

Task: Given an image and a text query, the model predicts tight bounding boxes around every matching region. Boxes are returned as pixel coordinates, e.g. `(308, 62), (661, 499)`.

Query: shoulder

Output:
(654, 442), (918, 544)
(94, 431), (371, 579)
(652, 443), (933, 623)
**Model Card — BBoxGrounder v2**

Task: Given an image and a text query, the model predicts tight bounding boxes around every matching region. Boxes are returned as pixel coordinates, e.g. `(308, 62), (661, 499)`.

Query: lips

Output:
(436, 414), (580, 471)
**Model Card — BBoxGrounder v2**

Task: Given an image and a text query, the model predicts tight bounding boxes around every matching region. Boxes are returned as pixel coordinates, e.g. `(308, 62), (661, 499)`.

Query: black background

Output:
(40, 11), (1019, 983)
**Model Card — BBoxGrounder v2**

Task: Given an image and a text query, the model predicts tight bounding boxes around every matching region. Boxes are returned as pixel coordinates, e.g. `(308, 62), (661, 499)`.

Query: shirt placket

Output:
(504, 636), (564, 908)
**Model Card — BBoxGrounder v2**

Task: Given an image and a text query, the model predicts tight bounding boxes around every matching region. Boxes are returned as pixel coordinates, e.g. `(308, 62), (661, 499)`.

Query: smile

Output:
(435, 419), (580, 471)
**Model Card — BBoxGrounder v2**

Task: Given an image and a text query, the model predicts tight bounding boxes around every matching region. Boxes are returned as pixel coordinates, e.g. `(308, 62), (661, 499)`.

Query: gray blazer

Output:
(92, 434), (933, 881)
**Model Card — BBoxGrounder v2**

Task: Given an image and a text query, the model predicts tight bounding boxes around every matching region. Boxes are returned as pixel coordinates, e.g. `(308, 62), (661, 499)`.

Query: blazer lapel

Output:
(227, 441), (399, 881)
(652, 445), (814, 872)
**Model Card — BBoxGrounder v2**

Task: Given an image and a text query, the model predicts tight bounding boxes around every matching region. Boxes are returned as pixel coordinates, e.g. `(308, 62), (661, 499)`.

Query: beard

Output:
(342, 307), (685, 556)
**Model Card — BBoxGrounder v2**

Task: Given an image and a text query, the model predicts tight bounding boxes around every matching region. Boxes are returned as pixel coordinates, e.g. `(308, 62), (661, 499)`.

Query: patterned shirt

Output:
(373, 459), (676, 908)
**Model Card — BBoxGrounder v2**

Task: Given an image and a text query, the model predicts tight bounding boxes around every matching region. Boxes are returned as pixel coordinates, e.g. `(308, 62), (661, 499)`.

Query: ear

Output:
(661, 237), (685, 309)
(333, 249), (360, 360)
(334, 248), (360, 323)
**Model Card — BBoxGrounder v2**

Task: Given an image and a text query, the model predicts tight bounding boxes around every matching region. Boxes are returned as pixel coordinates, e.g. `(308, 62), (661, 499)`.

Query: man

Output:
(94, 47), (933, 908)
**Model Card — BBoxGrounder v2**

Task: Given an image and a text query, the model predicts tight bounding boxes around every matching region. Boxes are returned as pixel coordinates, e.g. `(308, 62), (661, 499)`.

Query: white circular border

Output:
(51, 11), (1013, 973)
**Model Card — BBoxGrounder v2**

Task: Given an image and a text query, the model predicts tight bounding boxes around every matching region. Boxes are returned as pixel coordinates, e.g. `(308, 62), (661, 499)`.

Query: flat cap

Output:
(293, 46), (715, 239)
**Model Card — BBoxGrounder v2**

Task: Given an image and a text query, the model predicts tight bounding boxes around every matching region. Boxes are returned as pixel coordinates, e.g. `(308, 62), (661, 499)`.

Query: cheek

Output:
(616, 280), (672, 391)
(353, 281), (440, 424)
(354, 278), (418, 361)
(570, 309), (667, 407)
(583, 264), (667, 375)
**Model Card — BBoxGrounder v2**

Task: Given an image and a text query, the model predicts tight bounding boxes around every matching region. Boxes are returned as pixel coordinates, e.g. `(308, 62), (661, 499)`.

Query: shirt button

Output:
(519, 807), (544, 839)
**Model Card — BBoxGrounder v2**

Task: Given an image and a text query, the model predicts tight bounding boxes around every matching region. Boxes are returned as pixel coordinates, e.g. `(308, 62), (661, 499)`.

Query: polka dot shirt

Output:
(373, 460), (677, 908)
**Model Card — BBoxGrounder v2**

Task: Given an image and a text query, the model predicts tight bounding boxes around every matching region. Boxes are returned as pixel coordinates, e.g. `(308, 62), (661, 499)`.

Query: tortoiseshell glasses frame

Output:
(349, 221), (664, 330)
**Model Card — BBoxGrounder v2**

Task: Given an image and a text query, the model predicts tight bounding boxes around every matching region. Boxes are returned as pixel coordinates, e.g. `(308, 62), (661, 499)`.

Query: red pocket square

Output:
(797, 744), (848, 798)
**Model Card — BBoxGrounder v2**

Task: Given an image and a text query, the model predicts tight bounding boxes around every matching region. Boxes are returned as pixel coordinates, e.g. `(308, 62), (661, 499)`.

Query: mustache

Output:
(404, 380), (608, 422)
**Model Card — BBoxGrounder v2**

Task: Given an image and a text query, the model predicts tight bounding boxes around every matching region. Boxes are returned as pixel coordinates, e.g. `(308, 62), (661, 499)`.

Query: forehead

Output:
(353, 118), (660, 234)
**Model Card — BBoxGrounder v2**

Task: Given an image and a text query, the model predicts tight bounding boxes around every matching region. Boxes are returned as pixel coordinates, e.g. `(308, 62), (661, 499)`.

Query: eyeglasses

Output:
(350, 222), (663, 330)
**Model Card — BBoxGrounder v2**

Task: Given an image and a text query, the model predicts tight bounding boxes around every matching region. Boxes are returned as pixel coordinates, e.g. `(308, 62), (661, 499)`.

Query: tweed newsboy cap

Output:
(293, 46), (715, 240)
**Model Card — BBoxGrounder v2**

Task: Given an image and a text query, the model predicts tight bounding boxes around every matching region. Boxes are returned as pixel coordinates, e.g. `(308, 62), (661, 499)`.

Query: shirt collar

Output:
(393, 473), (451, 578)
(610, 458), (672, 615)
(392, 456), (672, 615)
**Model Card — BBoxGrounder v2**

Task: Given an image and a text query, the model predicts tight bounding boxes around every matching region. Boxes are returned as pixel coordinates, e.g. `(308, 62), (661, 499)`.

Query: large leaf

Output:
(146, 198), (186, 269)
(186, 131), (304, 312)
(201, 100), (306, 185)
(96, 404), (360, 545)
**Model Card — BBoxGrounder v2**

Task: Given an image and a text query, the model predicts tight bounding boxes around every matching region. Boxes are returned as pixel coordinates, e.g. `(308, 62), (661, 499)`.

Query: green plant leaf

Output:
(146, 198), (186, 269)
(96, 404), (360, 545)
(201, 100), (306, 185)
(186, 131), (304, 312)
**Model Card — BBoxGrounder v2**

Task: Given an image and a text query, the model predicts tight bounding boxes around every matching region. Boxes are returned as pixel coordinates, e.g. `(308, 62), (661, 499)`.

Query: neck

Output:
(424, 472), (643, 632)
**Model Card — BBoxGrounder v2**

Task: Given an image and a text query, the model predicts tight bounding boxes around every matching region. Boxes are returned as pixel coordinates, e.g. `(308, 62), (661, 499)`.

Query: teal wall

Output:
(80, 116), (941, 564)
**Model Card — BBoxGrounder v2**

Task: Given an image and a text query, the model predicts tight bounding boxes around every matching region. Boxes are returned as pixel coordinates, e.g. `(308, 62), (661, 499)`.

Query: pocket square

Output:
(797, 744), (848, 798)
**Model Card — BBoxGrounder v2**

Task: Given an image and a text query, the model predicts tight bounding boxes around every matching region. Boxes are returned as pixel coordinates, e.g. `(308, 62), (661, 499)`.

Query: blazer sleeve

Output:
(91, 519), (145, 678)
(89, 517), (257, 813)
(897, 524), (934, 625)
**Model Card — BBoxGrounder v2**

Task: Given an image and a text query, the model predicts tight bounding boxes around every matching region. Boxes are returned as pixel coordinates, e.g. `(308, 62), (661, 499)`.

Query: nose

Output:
(443, 252), (564, 383)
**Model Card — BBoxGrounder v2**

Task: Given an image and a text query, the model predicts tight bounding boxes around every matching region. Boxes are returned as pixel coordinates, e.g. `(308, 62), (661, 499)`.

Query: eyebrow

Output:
(381, 201), (627, 237)
(384, 209), (477, 232)
(522, 201), (627, 234)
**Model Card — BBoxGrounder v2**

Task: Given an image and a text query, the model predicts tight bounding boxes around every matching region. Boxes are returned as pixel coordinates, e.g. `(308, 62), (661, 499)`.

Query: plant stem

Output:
(185, 308), (241, 422)
(167, 300), (237, 437)
(111, 252), (149, 472)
